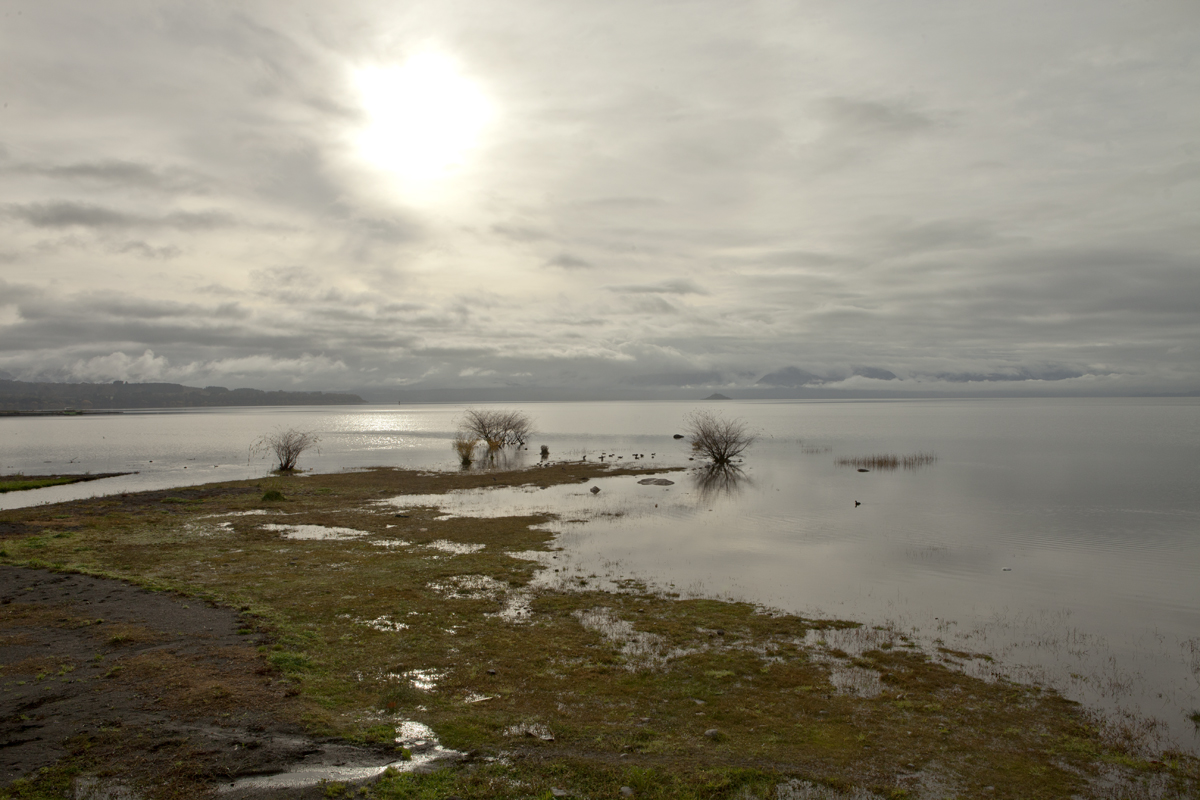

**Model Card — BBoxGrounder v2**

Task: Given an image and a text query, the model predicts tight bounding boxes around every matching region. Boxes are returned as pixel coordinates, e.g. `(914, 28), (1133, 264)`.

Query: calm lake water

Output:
(2, 398), (1199, 752)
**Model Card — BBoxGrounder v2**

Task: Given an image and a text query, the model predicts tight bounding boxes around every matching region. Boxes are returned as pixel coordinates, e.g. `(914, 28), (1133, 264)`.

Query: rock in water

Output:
(637, 478), (675, 486)
(590, 486), (601, 494)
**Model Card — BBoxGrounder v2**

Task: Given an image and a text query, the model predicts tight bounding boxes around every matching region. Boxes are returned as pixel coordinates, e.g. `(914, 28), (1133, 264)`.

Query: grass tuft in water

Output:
(836, 452), (937, 471)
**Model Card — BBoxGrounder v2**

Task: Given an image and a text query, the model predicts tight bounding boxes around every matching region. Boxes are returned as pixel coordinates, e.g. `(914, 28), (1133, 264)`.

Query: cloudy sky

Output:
(1, 0), (1197, 399)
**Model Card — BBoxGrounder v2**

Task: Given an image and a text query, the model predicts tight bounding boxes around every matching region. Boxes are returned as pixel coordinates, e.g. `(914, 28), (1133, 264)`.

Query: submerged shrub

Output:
(458, 409), (534, 451)
(251, 427), (320, 471)
(684, 410), (755, 465)
(453, 434), (479, 467)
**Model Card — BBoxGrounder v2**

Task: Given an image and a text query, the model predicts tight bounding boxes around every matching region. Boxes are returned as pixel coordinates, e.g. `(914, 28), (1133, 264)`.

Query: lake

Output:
(2, 398), (1198, 752)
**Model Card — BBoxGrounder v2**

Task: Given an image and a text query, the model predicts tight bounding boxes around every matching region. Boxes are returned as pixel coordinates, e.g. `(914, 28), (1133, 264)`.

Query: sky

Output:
(1, 0), (1198, 400)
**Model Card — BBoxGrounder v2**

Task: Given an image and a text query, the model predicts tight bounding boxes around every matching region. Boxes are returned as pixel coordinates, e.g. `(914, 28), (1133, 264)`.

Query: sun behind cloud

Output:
(351, 51), (495, 192)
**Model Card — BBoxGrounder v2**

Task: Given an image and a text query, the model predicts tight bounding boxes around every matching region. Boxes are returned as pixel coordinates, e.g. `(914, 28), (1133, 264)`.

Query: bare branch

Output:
(683, 410), (755, 465)
(250, 427), (320, 471)
(458, 408), (534, 451)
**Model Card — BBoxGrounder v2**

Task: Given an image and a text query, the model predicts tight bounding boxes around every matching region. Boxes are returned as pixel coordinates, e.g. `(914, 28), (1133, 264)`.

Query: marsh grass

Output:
(453, 435), (480, 467)
(0, 473), (130, 493)
(0, 464), (1195, 798)
(836, 452), (938, 471)
(0, 476), (80, 493)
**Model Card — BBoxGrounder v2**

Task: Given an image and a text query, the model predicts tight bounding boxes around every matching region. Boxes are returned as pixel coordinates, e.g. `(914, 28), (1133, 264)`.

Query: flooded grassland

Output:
(0, 464), (1196, 800)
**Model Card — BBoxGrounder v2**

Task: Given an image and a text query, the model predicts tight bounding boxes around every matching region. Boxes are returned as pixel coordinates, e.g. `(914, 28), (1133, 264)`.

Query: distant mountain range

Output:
(0, 379), (364, 411)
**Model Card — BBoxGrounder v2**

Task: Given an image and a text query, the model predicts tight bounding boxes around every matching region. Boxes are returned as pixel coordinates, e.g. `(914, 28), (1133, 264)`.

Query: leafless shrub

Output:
(251, 427), (320, 472)
(836, 452), (937, 471)
(683, 409), (755, 464)
(453, 434), (479, 467)
(459, 409), (534, 451)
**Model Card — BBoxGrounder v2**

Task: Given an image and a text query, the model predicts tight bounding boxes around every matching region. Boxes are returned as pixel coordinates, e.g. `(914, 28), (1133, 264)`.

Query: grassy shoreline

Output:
(0, 464), (1196, 799)
(0, 473), (132, 493)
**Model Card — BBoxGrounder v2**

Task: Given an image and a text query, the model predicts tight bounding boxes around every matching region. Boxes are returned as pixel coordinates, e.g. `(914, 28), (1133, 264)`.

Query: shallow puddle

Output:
(403, 668), (446, 691)
(369, 538), (411, 548)
(218, 722), (462, 795)
(504, 721), (555, 741)
(488, 589), (534, 623)
(202, 509), (281, 518)
(259, 523), (371, 540)
(427, 574), (508, 600)
(380, 472), (683, 530)
(424, 539), (486, 555)
(339, 613), (409, 633)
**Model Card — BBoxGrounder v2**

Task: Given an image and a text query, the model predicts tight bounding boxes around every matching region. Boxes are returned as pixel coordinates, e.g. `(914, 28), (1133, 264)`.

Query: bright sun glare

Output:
(353, 52), (494, 186)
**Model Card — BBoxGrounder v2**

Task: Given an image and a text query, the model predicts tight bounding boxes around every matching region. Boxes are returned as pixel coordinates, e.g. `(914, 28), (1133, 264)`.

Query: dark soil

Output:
(0, 566), (399, 799)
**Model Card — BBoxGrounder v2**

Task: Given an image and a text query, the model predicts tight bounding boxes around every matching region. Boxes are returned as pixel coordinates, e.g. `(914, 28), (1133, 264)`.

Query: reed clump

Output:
(836, 452), (937, 470)
(452, 434), (480, 467)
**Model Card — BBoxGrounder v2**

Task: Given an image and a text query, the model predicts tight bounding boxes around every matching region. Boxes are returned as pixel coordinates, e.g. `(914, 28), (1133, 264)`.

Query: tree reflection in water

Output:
(467, 448), (530, 472)
(692, 463), (750, 502)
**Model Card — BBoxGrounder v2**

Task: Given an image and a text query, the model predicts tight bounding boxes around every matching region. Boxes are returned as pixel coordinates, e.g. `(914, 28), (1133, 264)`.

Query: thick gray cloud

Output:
(609, 279), (708, 296)
(545, 253), (593, 270)
(4, 158), (210, 192)
(5, 202), (235, 231)
(0, 0), (1197, 397)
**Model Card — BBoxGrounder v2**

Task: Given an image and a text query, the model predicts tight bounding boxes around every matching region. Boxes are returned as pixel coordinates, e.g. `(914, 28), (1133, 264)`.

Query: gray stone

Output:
(590, 486), (601, 494)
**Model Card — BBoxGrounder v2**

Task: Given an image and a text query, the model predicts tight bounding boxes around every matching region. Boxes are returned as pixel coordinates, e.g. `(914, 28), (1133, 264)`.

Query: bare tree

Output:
(684, 410), (755, 464)
(251, 427), (320, 471)
(459, 409), (534, 451)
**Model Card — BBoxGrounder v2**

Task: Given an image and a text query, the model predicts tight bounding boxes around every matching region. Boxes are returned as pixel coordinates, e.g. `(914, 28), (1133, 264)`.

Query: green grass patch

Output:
(0, 476), (83, 493)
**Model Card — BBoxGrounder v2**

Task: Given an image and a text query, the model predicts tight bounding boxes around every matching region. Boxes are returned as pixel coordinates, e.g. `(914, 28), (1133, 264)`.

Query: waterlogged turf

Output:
(0, 464), (1196, 799)
(0, 473), (131, 494)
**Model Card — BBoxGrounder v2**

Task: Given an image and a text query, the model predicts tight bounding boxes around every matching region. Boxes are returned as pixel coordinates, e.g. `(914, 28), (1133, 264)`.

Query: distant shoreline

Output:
(0, 378), (365, 412)
(0, 409), (124, 417)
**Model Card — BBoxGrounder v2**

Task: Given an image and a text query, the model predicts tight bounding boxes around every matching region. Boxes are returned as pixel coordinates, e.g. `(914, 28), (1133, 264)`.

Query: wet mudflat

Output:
(0, 464), (1196, 799)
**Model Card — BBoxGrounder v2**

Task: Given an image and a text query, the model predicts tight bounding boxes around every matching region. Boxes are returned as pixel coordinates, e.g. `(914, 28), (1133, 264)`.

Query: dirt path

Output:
(0, 566), (403, 799)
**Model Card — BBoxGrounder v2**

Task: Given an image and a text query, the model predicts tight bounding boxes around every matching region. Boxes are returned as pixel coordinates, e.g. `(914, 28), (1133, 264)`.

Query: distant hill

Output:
(704, 393), (731, 400)
(0, 379), (365, 411)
